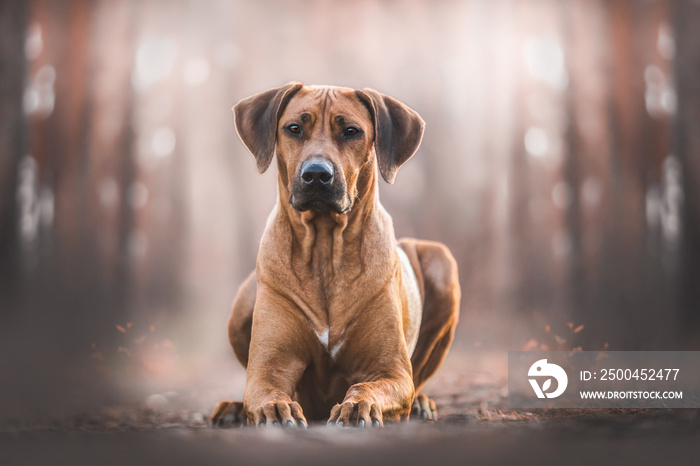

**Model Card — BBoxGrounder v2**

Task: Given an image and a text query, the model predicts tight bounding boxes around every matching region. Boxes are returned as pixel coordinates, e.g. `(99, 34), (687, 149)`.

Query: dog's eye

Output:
(287, 124), (301, 135)
(344, 126), (360, 137)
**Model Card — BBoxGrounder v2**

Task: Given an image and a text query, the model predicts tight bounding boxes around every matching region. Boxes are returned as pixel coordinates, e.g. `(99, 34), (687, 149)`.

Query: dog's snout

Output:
(291, 157), (347, 213)
(300, 160), (334, 186)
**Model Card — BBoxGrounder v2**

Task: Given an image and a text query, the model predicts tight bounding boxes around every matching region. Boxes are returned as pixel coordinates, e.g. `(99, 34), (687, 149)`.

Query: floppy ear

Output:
(356, 88), (425, 184)
(233, 82), (303, 174)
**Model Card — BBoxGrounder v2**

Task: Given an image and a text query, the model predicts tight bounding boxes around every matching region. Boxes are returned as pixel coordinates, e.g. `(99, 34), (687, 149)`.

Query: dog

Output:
(210, 83), (460, 427)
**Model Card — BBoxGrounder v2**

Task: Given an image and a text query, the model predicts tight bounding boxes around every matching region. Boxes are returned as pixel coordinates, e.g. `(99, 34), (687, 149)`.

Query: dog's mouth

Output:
(289, 192), (351, 214)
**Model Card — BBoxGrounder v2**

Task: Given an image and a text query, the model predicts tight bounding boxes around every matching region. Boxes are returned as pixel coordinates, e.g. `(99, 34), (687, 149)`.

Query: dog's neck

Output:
(274, 159), (395, 280)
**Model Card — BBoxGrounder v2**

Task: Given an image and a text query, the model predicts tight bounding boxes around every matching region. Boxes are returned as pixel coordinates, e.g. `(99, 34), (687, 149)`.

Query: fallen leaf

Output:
(116, 325), (127, 333)
(574, 324), (584, 334)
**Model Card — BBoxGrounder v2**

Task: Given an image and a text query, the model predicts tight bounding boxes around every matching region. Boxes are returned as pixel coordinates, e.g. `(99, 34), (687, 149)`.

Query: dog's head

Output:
(233, 83), (424, 214)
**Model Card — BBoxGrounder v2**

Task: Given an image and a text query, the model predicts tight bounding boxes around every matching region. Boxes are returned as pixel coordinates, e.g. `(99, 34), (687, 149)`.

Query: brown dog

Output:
(210, 83), (460, 427)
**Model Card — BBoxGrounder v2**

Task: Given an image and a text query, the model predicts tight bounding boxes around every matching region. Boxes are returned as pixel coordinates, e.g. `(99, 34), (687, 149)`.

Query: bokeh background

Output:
(1, 0), (699, 420)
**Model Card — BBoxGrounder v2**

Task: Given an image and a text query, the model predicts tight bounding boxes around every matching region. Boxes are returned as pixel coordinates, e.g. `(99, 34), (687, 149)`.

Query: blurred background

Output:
(1, 0), (699, 420)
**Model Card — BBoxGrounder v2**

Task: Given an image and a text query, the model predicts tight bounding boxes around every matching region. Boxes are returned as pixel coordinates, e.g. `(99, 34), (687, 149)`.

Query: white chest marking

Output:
(314, 327), (345, 361)
(329, 339), (345, 360)
(315, 328), (329, 348)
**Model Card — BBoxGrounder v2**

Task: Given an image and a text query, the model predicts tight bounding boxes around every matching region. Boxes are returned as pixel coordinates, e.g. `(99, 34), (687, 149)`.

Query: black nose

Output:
(300, 160), (334, 185)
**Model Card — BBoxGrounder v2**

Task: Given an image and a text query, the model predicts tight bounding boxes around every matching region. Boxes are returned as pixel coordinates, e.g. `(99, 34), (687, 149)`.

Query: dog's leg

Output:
(327, 293), (416, 427)
(228, 271), (256, 368)
(242, 287), (313, 427)
(399, 239), (460, 421)
(210, 271), (256, 428)
(213, 276), (311, 428)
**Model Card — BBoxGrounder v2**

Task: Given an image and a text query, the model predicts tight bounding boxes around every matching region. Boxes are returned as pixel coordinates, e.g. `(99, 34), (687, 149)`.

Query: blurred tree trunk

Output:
(674, 0), (700, 336)
(87, 0), (137, 321)
(23, 0), (139, 346)
(0, 0), (27, 302)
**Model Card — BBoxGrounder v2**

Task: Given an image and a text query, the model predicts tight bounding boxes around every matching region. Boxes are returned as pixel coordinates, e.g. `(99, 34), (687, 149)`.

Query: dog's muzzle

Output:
(290, 158), (350, 214)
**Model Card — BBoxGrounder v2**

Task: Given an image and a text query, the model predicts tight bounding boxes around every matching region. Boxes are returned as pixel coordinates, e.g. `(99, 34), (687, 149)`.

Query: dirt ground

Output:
(2, 410), (699, 466)
(2, 351), (699, 466)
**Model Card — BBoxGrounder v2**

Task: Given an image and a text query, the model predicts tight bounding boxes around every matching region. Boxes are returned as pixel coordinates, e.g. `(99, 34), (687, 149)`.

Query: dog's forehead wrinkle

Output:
(320, 92), (329, 128)
(288, 89), (367, 126)
(298, 87), (360, 112)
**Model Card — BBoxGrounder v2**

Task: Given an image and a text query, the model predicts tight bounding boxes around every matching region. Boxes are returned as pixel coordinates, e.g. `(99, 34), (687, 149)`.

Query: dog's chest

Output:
(304, 248), (422, 365)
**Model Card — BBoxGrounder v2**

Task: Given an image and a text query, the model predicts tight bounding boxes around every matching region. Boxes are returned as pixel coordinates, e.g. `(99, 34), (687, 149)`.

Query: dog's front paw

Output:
(210, 400), (246, 428)
(328, 399), (384, 427)
(411, 393), (437, 421)
(250, 400), (308, 428)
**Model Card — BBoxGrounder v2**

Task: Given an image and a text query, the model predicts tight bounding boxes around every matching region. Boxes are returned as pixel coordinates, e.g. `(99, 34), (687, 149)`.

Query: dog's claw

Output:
(328, 399), (384, 428)
(251, 400), (308, 429)
(210, 400), (246, 429)
(412, 393), (438, 422)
